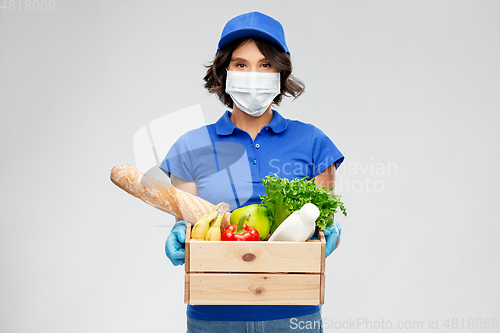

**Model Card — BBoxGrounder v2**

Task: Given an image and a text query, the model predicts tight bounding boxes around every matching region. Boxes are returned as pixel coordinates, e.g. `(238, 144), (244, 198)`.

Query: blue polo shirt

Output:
(160, 110), (344, 321)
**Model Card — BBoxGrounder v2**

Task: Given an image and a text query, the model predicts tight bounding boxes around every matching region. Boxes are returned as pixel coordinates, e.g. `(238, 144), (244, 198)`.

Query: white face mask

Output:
(225, 70), (281, 117)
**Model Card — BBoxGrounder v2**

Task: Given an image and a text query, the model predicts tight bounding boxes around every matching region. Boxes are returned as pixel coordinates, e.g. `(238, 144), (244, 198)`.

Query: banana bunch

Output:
(191, 203), (225, 241)
(204, 214), (224, 241)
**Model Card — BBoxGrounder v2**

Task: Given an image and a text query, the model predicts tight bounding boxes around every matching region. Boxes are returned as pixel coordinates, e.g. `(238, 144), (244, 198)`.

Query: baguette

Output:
(110, 165), (230, 226)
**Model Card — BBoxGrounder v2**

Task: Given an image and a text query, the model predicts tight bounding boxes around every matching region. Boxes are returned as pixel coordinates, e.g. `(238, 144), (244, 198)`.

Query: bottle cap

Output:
(299, 203), (320, 223)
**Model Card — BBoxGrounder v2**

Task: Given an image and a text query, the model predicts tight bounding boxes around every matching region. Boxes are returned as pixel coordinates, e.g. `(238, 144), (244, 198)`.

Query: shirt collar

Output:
(215, 111), (237, 135)
(267, 110), (288, 133)
(215, 110), (288, 136)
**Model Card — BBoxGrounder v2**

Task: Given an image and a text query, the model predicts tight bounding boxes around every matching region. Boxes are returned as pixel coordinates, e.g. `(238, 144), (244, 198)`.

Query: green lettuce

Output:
(260, 175), (347, 233)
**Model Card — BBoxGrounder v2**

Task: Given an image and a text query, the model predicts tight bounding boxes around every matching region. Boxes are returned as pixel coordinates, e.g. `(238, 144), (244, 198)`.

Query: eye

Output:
(236, 63), (246, 68)
(261, 63), (271, 68)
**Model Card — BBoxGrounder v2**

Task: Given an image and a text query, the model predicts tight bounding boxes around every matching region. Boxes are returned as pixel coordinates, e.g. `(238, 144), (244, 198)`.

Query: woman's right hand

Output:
(165, 221), (187, 266)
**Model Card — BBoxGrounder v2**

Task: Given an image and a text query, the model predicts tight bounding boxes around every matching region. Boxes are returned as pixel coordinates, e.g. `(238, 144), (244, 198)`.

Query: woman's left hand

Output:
(323, 221), (341, 258)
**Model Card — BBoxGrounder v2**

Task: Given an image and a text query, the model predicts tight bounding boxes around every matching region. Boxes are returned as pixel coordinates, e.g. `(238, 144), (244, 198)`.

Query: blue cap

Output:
(217, 12), (290, 55)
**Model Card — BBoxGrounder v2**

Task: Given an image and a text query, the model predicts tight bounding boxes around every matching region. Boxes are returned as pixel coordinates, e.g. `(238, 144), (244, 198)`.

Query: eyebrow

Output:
(230, 57), (269, 62)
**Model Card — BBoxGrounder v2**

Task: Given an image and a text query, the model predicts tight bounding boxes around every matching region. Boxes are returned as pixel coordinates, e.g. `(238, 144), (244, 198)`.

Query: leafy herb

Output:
(260, 175), (347, 232)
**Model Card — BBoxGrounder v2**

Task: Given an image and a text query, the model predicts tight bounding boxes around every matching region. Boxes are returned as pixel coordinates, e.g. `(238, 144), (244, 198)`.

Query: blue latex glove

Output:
(323, 221), (342, 258)
(165, 221), (186, 266)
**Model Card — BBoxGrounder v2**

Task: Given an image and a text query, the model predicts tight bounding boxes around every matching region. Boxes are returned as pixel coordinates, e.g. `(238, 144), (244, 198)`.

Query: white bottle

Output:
(268, 203), (320, 242)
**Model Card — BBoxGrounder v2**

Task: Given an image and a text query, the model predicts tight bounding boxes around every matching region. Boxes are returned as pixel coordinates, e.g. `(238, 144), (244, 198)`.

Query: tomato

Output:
(230, 204), (271, 241)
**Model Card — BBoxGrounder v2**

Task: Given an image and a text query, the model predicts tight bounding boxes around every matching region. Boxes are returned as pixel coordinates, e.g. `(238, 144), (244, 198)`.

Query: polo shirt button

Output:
(252, 159), (257, 165)
(255, 143), (260, 149)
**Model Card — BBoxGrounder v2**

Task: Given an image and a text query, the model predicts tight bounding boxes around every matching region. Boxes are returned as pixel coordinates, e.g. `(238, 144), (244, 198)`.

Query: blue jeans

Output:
(187, 310), (323, 333)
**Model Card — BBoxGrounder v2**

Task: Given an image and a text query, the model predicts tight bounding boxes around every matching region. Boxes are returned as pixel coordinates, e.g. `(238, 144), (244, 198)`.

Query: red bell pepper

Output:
(221, 214), (260, 241)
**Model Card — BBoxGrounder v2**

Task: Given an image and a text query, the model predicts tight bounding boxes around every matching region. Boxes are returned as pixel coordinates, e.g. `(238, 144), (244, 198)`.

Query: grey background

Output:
(1, 0), (499, 332)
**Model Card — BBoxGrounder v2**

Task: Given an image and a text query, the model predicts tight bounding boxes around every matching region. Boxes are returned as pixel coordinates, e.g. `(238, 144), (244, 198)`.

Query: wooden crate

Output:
(184, 223), (326, 305)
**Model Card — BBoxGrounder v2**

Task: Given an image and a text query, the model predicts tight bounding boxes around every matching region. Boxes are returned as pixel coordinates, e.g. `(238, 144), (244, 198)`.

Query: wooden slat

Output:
(319, 229), (326, 274)
(184, 273), (190, 304)
(319, 230), (326, 304)
(184, 223), (192, 303)
(187, 273), (322, 305)
(320, 273), (325, 304)
(185, 223), (191, 273)
(188, 240), (322, 273)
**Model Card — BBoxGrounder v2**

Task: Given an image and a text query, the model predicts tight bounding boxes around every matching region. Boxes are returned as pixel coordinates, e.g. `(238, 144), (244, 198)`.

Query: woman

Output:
(162, 11), (344, 332)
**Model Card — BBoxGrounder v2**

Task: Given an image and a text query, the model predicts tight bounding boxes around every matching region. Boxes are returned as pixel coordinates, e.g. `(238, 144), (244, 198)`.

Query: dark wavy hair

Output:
(203, 37), (305, 108)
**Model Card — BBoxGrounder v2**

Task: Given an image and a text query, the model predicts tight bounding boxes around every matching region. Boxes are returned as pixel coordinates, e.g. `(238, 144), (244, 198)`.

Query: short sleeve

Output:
(159, 132), (195, 183)
(311, 126), (344, 177)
